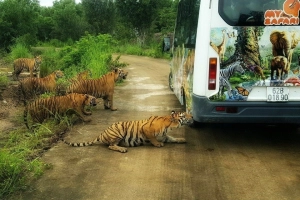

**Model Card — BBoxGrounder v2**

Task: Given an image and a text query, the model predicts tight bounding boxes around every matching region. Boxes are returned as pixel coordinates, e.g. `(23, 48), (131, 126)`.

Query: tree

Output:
(52, 0), (89, 41)
(223, 27), (264, 68)
(115, 0), (160, 46)
(151, 0), (178, 34)
(36, 7), (55, 41)
(0, 0), (40, 49)
(82, 0), (116, 35)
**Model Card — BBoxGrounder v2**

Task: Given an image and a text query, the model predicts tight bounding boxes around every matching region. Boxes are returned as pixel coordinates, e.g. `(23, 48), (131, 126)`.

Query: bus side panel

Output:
(171, 46), (195, 112)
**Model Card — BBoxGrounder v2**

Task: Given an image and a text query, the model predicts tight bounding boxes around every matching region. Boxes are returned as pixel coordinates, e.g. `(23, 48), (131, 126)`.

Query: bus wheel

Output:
(169, 72), (174, 91)
(182, 89), (187, 112)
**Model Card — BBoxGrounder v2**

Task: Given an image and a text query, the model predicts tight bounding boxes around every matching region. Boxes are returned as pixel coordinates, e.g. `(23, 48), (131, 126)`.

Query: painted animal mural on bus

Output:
(210, 27), (300, 101)
(218, 60), (245, 99)
(270, 30), (300, 71)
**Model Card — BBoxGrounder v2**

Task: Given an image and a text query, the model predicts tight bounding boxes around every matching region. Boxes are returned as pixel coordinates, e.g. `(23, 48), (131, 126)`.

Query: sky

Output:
(39, 0), (81, 7)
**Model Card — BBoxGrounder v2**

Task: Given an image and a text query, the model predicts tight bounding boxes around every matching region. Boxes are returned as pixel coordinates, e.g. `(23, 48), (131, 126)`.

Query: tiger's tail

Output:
(63, 139), (95, 147)
(63, 134), (107, 147)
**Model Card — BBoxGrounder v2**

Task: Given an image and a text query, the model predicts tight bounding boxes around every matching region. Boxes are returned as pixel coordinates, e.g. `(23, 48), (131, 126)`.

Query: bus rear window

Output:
(219, 0), (288, 26)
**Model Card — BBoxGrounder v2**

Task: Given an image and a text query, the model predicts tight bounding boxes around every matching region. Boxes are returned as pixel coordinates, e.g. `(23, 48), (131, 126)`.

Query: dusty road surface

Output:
(14, 55), (300, 200)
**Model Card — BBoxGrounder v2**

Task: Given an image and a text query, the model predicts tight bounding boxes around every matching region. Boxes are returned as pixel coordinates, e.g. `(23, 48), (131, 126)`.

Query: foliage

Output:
(51, 0), (90, 42)
(113, 40), (170, 59)
(0, 74), (9, 86)
(0, 150), (27, 197)
(151, 0), (178, 34)
(82, 0), (116, 35)
(0, 126), (56, 197)
(0, 0), (40, 49)
(230, 76), (243, 85)
(9, 43), (32, 61)
(0, 0), (178, 58)
(115, 0), (159, 46)
(59, 34), (117, 78)
(36, 47), (61, 77)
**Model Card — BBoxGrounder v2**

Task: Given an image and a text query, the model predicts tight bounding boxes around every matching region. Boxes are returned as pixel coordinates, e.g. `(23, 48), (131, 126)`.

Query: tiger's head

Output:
(55, 70), (64, 79)
(84, 94), (97, 107)
(78, 70), (92, 80)
(170, 110), (193, 126)
(34, 55), (42, 71)
(114, 68), (128, 81)
(35, 55), (42, 64)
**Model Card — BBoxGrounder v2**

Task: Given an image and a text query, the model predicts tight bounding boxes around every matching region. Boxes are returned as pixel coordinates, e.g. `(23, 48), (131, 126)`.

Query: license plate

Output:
(267, 87), (289, 102)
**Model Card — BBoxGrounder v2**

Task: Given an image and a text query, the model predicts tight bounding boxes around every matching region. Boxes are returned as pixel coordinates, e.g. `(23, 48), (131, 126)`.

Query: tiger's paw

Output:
(84, 110), (92, 115)
(82, 118), (92, 122)
(153, 142), (164, 147)
(109, 145), (128, 153)
(176, 138), (186, 143)
(110, 107), (118, 111)
(118, 147), (128, 153)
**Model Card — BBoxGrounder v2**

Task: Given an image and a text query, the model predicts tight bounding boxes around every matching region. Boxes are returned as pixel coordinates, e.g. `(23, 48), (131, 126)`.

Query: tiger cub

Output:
(24, 93), (97, 129)
(12, 56), (42, 80)
(64, 111), (193, 153)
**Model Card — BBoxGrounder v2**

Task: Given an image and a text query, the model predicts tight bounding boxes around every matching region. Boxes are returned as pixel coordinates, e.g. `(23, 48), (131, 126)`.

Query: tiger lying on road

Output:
(24, 93), (97, 129)
(64, 111), (193, 153)
(66, 68), (128, 111)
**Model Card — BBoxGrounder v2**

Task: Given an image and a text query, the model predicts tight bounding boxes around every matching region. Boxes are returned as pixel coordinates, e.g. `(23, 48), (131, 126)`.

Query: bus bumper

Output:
(192, 94), (300, 124)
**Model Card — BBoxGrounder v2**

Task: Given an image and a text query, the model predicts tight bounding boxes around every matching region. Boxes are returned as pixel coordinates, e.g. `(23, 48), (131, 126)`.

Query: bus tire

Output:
(182, 88), (187, 112)
(169, 72), (174, 91)
(191, 120), (206, 128)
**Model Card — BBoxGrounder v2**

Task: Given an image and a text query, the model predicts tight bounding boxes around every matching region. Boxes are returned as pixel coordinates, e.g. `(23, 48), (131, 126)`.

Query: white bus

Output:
(169, 0), (300, 125)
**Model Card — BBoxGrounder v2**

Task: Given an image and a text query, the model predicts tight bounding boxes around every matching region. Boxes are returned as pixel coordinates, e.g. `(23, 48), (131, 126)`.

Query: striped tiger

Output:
(69, 70), (92, 83)
(66, 68), (128, 111)
(12, 56), (42, 80)
(64, 111), (193, 153)
(18, 70), (64, 104)
(24, 93), (97, 129)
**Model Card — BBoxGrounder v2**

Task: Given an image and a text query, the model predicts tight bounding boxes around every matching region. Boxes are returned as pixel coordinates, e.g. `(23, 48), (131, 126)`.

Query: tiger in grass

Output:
(24, 93), (97, 129)
(70, 70), (92, 82)
(12, 55), (42, 80)
(18, 70), (64, 104)
(64, 111), (193, 153)
(66, 68), (128, 111)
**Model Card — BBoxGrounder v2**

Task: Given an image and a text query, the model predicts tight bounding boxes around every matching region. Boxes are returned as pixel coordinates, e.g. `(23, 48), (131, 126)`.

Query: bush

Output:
(9, 43), (31, 61)
(0, 149), (47, 198)
(38, 48), (61, 77)
(59, 34), (118, 78)
(0, 74), (9, 86)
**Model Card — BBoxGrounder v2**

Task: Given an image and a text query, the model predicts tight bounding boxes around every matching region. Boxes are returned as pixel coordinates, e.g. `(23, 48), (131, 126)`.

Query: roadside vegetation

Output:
(0, 0), (177, 198)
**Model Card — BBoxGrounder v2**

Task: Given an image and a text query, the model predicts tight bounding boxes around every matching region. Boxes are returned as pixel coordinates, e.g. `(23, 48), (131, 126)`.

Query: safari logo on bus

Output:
(264, 0), (300, 25)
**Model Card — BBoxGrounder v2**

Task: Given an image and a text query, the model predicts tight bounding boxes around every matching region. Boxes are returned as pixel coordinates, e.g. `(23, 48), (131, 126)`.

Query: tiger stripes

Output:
(18, 70), (64, 104)
(70, 70), (92, 83)
(12, 56), (42, 80)
(66, 68), (128, 111)
(24, 93), (97, 129)
(64, 111), (193, 153)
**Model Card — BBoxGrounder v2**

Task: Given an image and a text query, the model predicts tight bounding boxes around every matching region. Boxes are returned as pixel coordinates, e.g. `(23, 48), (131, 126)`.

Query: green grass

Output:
(0, 125), (58, 198)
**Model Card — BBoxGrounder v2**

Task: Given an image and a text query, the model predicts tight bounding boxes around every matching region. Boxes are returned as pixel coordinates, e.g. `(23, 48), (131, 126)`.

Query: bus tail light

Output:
(208, 58), (217, 90)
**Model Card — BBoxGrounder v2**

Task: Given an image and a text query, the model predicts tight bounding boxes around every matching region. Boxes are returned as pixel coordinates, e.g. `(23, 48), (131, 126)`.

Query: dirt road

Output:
(14, 55), (300, 200)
